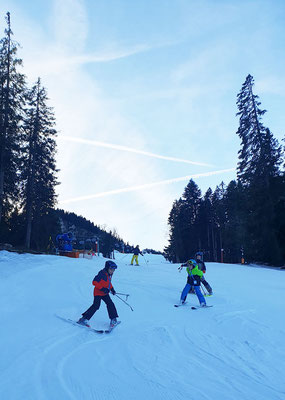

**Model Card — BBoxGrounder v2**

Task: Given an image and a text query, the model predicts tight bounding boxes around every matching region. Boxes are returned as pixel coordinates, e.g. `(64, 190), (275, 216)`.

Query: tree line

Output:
(165, 74), (285, 266)
(56, 209), (136, 258)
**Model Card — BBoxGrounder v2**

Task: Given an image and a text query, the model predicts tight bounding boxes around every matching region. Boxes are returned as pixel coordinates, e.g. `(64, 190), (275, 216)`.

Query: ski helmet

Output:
(195, 251), (203, 260)
(187, 259), (197, 267)
(105, 260), (117, 270)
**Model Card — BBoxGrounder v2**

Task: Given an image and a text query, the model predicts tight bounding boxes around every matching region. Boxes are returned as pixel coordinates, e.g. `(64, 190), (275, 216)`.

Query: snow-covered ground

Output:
(0, 250), (284, 400)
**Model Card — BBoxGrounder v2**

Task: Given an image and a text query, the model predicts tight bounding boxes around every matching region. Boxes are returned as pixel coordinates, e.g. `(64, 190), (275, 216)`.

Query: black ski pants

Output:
(82, 294), (118, 320)
(201, 276), (212, 294)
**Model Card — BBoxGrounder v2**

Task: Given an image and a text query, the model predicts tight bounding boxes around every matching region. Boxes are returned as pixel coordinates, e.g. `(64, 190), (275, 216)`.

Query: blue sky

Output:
(1, 0), (285, 250)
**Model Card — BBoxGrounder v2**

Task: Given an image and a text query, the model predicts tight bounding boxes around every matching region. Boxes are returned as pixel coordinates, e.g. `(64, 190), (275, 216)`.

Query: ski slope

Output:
(0, 250), (284, 400)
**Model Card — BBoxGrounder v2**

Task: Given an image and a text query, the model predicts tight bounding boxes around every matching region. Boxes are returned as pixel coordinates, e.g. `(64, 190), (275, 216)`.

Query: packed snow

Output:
(0, 250), (284, 400)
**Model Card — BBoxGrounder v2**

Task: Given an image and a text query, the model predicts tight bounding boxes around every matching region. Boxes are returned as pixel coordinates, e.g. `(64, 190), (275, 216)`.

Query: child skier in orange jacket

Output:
(77, 260), (119, 328)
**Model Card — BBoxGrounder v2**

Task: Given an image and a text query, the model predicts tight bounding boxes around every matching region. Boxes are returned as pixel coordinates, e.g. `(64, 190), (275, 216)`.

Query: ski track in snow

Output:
(0, 251), (285, 400)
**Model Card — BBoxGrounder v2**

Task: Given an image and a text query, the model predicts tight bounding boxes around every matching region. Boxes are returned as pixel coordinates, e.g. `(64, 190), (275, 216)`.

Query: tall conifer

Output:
(236, 74), (283, 264)
(0, 12), (26, 229)
(21, 78), (58, 249)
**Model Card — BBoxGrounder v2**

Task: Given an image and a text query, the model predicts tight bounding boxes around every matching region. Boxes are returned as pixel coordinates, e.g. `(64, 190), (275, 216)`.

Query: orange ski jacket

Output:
(92, 269), (114, 297)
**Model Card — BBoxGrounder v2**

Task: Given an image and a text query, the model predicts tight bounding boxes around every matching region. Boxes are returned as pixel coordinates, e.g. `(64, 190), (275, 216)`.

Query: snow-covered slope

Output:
(0, 250), (284, 400)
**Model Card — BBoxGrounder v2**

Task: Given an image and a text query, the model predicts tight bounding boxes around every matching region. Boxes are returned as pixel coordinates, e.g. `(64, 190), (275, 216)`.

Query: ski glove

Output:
(111, 288), (116, 295)
(102, 288), (110, 294)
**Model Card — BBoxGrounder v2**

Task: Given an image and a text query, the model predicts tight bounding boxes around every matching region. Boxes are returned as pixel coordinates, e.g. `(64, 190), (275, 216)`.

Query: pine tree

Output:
(180, 179), (202, 259)
(165, 179), (202, 262)
(21, 78), (58, 249)
(236, 74), (284, 264)
(0, 12), (26, 230)
(236, 74), (282, 185)
(236, 74), (266, 184)
(165, 199), (185, 262)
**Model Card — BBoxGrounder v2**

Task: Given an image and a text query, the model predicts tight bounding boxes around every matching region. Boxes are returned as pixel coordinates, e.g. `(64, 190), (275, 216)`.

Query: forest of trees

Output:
(165, 75), (285, 266)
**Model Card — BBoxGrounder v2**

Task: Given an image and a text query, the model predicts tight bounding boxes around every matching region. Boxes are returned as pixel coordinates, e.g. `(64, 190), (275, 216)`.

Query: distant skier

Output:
(195, 252), (213, 295)
(77, 260), (119, 328)
(130, 245), (143, 266)
(178, 259), (207, 306)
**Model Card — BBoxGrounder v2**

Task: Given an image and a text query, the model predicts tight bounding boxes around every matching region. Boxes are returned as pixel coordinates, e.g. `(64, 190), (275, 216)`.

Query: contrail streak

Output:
(59, 135), (213, 167)
(59, 168), (235, 205)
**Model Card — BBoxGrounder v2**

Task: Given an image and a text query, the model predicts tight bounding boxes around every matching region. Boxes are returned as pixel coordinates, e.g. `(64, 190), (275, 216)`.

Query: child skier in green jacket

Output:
(178, 259), (206, 306)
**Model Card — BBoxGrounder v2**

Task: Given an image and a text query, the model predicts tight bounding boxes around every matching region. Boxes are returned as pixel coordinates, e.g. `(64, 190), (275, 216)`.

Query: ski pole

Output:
(143, 256), (148, 266)
(115, 294), (134, 311)
(200, 283), (207, 296)
(115, 292), (130, 300)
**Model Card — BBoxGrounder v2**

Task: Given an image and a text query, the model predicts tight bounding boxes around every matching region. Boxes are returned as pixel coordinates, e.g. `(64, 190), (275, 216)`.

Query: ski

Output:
(174, 301), (187, 307)
(191, 305), (213, 310)
(105, 321), (121, 333)
(188, 292), (212, 297)
(55, 315), (104, 334)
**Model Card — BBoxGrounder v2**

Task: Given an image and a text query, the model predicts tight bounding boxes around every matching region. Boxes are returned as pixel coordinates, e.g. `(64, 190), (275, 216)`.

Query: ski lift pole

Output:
(115, 294), (134, 311)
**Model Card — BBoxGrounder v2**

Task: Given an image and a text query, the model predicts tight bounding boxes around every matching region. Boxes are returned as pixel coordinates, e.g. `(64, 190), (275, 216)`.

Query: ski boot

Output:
(110, 318), (118, 328)
(77, 317), (90, 327)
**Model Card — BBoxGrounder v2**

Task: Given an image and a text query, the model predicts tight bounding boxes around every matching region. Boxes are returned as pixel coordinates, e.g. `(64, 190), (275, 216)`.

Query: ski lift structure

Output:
(56, 232), (100, 259)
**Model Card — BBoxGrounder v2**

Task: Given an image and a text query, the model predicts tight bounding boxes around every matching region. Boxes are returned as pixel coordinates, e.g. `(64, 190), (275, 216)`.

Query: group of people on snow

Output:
(178, 252), (213, 307)
(77, 250), (213, 328)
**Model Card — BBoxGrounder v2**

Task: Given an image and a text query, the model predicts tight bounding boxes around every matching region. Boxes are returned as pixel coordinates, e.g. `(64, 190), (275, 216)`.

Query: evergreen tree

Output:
(21, 78), (58, 249)
(236, 74), (284, 264)
(236, 74), (282, 185)
(236, 74), (266, 184)
(165, 180), (202, 262)
(180, 179), (202, 259)
(0, 12), (26, 230)
(165, 199), (184, 262)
